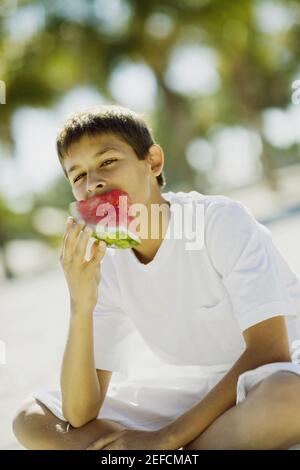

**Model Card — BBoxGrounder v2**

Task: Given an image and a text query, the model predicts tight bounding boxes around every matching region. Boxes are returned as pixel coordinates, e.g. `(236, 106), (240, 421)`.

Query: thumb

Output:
(86, 430), (123, 450)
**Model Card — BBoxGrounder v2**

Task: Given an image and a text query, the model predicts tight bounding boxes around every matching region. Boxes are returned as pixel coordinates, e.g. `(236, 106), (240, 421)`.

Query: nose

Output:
(86, 174), (106, 196)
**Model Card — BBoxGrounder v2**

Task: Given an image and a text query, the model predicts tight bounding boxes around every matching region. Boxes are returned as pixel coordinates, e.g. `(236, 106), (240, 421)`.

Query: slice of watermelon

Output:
(69, 189), (141, 249)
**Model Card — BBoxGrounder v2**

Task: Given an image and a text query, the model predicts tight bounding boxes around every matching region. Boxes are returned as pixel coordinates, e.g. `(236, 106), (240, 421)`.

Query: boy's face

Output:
(63, 132), (164, 205)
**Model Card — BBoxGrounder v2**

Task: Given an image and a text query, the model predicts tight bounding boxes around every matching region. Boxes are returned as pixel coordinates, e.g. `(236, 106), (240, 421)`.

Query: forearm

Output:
(165, 348), (285, 449)
(60, 301), (101, 427)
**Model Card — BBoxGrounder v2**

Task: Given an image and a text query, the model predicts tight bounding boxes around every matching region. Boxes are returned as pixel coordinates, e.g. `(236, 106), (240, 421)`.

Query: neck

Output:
(131, 193), (170, 265)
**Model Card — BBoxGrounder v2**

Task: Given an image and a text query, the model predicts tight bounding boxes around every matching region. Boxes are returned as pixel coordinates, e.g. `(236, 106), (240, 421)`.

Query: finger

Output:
(82, 240), (106, 271)
(59, 217), (74, 259)
(86, 431), (123, 450)
(73, 226), (93, 263)
(89, 240), (107, 264)
(64, 221), (86, 262)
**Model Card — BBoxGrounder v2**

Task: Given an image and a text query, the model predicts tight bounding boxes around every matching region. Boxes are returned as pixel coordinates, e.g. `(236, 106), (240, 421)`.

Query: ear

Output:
(147, 144), (164, 177)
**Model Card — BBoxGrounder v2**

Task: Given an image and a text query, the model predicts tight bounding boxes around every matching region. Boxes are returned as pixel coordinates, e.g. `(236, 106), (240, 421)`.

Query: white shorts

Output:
(32, 361), (300, 436)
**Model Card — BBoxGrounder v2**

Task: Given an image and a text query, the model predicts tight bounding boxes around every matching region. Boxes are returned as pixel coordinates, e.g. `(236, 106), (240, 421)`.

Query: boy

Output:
(13, 105), (300, 450)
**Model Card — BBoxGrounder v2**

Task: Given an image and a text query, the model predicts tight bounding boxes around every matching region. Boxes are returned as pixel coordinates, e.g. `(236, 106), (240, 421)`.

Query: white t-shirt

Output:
(92, 191), (300, 411)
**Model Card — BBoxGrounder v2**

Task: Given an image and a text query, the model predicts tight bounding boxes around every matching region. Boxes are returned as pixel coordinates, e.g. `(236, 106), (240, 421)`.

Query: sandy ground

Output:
(2, 214), (300, 450)
(0, 268), (69, 449)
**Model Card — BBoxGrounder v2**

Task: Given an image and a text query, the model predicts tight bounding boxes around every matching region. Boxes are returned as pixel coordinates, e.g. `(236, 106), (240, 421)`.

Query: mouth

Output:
(86, 188), (123, 200)
(69, 189), (141, 250)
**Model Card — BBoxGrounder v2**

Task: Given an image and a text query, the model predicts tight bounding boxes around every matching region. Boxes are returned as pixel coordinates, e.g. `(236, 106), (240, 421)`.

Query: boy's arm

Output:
(60, 305), (102, 428)
(59, 217), (107, 428)
(164, 315), (291, 449)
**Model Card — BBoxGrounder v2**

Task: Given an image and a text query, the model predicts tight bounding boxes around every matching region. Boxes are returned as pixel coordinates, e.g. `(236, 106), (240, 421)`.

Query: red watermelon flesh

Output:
(69, 189), (141, 249)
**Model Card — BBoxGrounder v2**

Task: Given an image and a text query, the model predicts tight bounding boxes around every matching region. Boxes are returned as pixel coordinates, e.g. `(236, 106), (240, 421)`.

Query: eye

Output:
(100, 159), (117, 167)
(73, 160), (116, 183)
(73, 173), (86, 183)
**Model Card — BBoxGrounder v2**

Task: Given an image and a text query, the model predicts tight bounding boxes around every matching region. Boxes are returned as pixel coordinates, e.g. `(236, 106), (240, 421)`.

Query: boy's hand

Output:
(59, 216), (107, 311)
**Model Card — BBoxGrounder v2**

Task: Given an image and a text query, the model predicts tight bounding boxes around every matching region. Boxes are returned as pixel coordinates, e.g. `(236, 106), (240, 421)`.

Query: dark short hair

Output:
(56, 104), (166, 189)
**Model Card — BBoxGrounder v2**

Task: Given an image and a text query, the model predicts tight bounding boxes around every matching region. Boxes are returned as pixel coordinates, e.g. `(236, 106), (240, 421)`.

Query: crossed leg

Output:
(13, 371), (300, 450)
(12, 396), (129, 450)
(182, 371), (300, 450)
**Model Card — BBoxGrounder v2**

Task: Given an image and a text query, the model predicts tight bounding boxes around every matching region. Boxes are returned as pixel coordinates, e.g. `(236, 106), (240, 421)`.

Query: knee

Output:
(250, 371), (300, 411)
(12, 396), (47, 448)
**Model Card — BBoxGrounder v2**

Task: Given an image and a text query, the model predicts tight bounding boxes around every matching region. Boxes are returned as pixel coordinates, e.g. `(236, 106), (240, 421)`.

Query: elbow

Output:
(271, 354), (292, 363)
(66, 416), (92, 429)
(245, 347), (292, 365)
(63, 404), (101, 429)
(262, 349), (292, 364)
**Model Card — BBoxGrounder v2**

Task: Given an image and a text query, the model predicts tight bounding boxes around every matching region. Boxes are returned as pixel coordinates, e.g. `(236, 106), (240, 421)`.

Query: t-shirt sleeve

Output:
(206, 199), (299, 332)
(92, 255), (134, 377)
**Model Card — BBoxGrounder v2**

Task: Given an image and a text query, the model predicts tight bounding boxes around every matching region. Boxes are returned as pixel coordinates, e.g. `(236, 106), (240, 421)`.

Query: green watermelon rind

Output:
(92, 230), (141, 249)
(92, 225), (141, 249)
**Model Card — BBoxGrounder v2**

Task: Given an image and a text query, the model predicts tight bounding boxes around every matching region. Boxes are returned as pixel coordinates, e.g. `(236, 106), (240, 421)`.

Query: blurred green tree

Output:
(1, 0), (300, 277)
